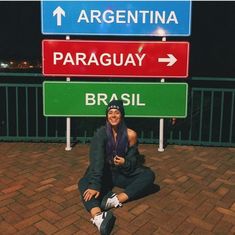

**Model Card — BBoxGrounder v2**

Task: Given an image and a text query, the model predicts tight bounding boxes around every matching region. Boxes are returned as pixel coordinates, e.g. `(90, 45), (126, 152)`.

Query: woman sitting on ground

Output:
(78, 99), (156, 235)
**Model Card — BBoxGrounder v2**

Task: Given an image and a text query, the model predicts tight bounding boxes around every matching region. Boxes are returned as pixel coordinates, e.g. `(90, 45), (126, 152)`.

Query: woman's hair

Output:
(105, 120), (128, 164)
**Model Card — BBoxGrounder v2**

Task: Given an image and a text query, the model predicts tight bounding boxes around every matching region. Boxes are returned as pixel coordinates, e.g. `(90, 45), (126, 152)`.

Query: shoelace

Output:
(116, 201), (123, 208)
(106, 196), (122, 208)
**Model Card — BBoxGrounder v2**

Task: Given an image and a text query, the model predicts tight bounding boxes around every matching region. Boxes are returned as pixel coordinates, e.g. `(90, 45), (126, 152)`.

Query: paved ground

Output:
(0, 142), (234, 235)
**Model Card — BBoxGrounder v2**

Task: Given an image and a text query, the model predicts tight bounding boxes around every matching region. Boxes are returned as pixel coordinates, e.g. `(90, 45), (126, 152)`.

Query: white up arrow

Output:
(158, 54), (177, 66)
(53, 6), (65, 26)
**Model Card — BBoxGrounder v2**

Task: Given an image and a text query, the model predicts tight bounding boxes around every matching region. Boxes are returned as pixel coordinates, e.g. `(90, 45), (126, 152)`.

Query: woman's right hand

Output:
(114, 156), (125, 166)
(83, 188), (100, 202)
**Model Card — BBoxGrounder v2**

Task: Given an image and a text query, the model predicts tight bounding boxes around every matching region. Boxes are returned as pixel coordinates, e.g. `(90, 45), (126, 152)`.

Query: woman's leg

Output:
(78, 177), (101, 212)
(114, 167), (156, 201)
(78, 177), (116, 234)
(101, 167), (155, 210)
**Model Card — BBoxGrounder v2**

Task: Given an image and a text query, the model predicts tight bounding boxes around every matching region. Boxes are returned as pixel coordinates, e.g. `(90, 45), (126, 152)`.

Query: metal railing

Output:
(168, 87), (235, 147)
(0, 73), (234, 147)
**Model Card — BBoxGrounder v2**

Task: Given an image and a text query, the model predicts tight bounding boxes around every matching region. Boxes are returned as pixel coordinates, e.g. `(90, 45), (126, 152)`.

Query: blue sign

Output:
(41, 0), (192, 36)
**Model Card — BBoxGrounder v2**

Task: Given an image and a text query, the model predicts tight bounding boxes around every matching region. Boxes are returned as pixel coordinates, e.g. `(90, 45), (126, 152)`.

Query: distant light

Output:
(0, 60), (42, 69)
(0, 62), (9, 68)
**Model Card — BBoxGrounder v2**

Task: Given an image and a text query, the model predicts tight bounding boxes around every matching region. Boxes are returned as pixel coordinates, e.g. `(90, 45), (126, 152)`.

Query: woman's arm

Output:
(88, 127), (106, 192)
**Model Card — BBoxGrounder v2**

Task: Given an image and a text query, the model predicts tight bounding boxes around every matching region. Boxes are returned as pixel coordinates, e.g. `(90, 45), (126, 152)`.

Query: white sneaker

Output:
(101, 192), (122, 211)
(91, 211), (116, 235)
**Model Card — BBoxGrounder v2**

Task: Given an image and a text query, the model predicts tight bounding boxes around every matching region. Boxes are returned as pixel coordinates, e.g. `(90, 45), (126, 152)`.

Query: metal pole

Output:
(65, 35), (72, 151)
(158, 36), (166, 152)
(158, 78), (165, 152)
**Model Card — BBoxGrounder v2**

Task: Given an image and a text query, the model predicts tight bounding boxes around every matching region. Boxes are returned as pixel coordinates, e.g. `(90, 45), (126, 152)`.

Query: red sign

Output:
(42, 40), (189, 78)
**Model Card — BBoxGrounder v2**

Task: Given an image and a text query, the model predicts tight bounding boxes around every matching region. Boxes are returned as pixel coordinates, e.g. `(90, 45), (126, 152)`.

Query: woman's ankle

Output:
(90, 207), (102, 218)
(117, 192), (129, 203)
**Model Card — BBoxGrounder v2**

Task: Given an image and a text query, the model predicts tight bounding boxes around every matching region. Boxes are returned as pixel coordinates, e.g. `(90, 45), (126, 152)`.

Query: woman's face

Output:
(107, 109), (122, 127)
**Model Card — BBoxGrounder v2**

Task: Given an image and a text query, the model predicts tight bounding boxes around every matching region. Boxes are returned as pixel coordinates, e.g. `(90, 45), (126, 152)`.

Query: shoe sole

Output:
(100, 191), (114, 211)
(100, 211), (116, 235)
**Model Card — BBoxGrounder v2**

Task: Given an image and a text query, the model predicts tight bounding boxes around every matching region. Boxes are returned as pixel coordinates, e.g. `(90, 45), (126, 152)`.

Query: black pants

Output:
(78, 167), (155, 212)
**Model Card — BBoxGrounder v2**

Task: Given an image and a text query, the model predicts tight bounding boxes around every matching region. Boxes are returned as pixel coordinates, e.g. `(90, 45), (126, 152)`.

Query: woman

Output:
(78, 100), (155, 235)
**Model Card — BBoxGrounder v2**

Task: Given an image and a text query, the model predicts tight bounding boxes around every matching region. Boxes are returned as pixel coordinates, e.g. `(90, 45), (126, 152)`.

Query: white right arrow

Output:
(53, 6), (65, 26)
(158, 54), (177, 66)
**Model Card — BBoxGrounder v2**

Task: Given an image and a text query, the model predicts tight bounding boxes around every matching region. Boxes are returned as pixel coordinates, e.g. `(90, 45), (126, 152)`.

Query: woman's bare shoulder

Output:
(127, 128), (137, 146)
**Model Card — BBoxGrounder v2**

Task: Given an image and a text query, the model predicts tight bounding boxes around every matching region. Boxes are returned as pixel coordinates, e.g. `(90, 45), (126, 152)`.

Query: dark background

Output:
(0, 1), (235, 77)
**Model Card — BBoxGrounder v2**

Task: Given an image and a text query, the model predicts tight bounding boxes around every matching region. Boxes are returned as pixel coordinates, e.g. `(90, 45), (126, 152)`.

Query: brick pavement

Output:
(0, 142), (234, 235)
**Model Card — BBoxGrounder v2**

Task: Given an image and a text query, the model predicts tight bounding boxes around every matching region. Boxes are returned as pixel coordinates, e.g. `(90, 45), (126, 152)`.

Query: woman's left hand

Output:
(83, 189), (100, 202)
(114, 156), (125, 166)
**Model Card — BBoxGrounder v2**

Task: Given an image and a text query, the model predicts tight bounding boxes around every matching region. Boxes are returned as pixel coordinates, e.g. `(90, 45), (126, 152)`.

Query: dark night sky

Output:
(0, 1), (235, 77)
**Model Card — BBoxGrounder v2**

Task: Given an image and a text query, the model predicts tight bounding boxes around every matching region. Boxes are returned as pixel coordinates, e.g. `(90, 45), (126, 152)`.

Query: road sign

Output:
(42, 40), (190, 78)
(43, 81), (188, 117)
(41, 0), (192, 36)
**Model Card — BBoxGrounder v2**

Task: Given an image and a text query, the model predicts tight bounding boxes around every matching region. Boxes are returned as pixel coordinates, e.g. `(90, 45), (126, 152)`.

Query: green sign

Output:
(43, 81), (188, 118)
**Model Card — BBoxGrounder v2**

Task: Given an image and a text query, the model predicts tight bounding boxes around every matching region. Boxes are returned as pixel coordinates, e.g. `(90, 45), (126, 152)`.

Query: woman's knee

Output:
(143, 168), (156, 183)
(78, 177), (89, 193)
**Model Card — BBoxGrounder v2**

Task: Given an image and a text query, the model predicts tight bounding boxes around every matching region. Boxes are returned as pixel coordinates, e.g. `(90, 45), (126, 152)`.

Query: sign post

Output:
(158, 37), (166, 152)
(65, 35), (71, 151)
